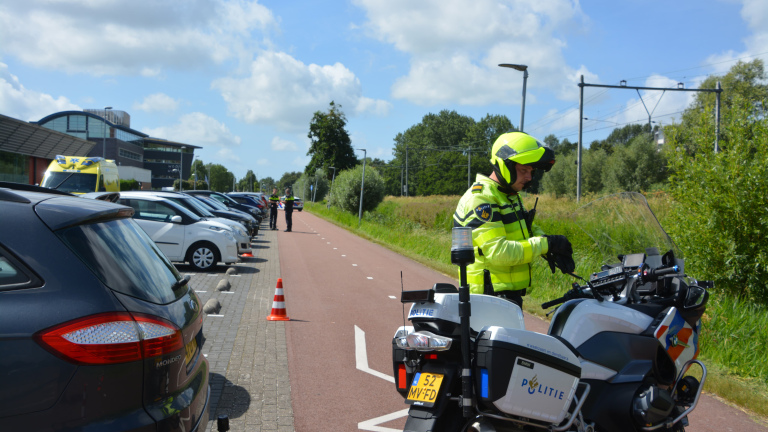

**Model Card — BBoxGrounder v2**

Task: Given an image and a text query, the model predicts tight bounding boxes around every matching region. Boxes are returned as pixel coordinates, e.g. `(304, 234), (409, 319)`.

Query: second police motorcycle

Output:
(392, 192), (711, 432)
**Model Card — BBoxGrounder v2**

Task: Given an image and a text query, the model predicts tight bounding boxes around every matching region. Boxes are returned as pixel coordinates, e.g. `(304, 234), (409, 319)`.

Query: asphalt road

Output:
(277, 211), (767, 432)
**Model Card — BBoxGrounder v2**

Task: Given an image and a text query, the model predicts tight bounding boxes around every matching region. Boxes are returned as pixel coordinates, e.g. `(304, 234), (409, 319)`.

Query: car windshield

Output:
(175, 196), (215, 217)
(197, 195), (227, 210)
(210, 193), (238, 206)
(57, 218), (185, 304)
(41, 172), (98, 194)
(166, 199), (202, 222)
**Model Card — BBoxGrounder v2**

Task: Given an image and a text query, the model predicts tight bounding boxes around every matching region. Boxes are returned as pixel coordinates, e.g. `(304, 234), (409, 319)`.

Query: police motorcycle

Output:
(392, 192), (711, 432)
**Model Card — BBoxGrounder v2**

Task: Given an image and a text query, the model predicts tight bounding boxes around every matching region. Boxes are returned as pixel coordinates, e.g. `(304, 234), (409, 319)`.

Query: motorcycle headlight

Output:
(404, 331), (452, 352)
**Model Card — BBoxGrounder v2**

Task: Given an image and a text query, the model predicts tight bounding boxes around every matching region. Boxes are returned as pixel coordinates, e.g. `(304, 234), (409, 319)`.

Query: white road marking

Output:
(358, 409), (410, 432)
(354, 325), (394, 383)
(389, 296), (396, 299)
(206, 314), (225, 317)
(342, 254), (346, 257)
(367, 277), (374, 280)
(355, 325), (406, 431)
(353, 264), (358, 266)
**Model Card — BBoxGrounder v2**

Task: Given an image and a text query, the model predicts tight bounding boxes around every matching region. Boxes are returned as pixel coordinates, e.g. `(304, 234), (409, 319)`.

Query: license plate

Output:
(406, 372), (444, 407)
(184, 338), (198, 365)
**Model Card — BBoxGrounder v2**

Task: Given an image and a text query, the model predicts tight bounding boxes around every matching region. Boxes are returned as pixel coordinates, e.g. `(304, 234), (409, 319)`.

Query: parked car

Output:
(117, 194), (239, 271)
(120, 191), (253, 256)
(186, 190), (263, 222)
(0, 182), (210, 431)
(280, 195), (304, 211)
(190, 195), (259, 236)
(229, 192), (268, 214)
(228, 193), (268, 216)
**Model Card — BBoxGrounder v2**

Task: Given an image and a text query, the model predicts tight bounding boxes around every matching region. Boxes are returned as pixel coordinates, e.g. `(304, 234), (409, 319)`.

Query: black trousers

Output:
(269, 207), (278, 228)
(285, 210), (293, 231)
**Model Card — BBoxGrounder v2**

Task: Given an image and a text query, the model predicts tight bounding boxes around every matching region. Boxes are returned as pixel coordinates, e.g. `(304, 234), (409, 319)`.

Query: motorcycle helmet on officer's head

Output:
(490, 132), (556, 191)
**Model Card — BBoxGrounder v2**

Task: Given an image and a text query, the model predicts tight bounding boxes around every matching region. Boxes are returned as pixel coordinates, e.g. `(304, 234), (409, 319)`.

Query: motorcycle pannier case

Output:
(475, 326), (581, 424)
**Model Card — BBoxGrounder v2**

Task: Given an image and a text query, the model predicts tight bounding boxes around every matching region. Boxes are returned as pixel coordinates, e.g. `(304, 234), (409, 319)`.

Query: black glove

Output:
(545, 235), (573, 255)
(544, 235), (575, 275)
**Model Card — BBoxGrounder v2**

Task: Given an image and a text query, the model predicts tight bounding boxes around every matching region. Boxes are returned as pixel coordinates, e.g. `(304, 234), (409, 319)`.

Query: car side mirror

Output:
(170, 215), (183, 223)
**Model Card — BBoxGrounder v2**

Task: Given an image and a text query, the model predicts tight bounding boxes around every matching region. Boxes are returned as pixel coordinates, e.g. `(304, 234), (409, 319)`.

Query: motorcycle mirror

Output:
(683, 286), (709, 309)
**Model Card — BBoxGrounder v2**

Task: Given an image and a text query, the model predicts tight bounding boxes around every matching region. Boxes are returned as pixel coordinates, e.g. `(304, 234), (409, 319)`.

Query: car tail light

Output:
(35, 312), (184, 365)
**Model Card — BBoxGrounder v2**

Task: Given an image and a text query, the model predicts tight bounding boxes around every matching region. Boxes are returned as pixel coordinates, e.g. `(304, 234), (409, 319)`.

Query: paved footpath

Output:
(184, 227), (294, 432)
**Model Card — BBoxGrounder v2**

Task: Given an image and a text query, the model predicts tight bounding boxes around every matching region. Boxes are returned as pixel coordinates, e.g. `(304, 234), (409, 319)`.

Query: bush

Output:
(666, 97), (768, 303)
(328, 165), (386, 214)
(120, 179), (139, 191)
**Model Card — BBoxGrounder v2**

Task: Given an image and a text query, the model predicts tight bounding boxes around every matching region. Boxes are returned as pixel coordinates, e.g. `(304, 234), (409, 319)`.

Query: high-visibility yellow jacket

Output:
(453, 174), (549, 294)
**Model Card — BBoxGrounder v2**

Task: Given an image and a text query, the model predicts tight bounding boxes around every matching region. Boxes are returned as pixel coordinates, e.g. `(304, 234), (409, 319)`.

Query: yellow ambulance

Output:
(40, 155), (120, 194)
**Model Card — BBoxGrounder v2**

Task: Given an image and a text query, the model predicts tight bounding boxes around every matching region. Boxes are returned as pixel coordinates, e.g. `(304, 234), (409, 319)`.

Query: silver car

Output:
(119, 191), (253, 256)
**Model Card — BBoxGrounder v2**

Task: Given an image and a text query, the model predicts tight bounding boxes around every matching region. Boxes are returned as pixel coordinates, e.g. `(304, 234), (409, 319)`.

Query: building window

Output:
(0, 151), (28, 183)
(119, 149), (143, 162)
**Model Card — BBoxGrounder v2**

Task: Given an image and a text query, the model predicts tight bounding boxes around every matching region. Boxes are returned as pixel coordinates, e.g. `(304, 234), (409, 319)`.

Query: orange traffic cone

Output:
(266, 278), (290, 321)
(241, 252), (254, 257)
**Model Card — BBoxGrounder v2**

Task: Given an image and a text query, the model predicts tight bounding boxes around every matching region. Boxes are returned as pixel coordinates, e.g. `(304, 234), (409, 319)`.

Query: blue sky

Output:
(1, 0), (766, 183)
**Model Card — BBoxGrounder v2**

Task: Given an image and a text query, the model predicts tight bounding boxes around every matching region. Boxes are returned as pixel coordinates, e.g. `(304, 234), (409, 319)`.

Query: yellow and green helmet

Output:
(490, 132), (555, 189)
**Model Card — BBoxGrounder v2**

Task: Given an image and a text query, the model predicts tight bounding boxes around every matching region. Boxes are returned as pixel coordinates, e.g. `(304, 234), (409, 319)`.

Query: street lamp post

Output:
(498, 64), (528, 132)
(356, 149), (367, 227)
(102, 107), (112, 158)
(179, 146), (185, 191)
(328, 166), (336, 209)
(194, 155), (199, 190)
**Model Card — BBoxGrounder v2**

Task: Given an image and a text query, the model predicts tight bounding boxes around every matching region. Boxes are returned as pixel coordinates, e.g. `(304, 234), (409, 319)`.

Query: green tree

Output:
(120, 179), (139, 191)
(601, 134), (667, 193)
(192, 159), (208, 184)
(328, 165), (386, 214)
(392, 110), (476, 196)
(666, 96), (768, 303)
(208, 164), (234, 192)
(306, 101), (358, 178)
(278, 171), (302, 193)
(260, 176), (276, 192)
(683, 59), (768, 127)
(541, 152), (576, 197)
(237, 170), (258, 192)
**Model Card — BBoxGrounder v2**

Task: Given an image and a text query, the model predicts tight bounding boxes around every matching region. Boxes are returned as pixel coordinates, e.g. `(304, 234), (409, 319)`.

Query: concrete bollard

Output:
(203, 298), (221, 314)
(216, 279), (231, 292)
(226, 267), (238, 276)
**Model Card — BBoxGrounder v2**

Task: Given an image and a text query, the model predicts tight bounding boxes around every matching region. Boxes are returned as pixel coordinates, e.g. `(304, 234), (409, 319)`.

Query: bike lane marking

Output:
(355, 325), (408, 431)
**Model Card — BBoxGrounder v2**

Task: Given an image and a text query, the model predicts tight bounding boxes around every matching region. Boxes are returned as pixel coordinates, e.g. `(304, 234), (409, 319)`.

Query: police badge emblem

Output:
(474, 203), (492, 222)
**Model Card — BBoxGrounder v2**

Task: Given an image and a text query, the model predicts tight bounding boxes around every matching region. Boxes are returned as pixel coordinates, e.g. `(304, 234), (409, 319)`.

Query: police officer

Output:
(282, 188), (294, 232)
(269, 187), (280, 230)
(453, 132), (574, 308)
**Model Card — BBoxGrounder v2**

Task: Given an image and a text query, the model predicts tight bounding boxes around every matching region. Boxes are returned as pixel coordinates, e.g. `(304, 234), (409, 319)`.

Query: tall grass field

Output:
(306, 192), (768, 421)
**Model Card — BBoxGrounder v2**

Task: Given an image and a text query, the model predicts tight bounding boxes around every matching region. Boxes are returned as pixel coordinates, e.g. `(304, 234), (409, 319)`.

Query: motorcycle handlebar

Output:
(542, 297), (566, 309)
(642, 265), (679, 282)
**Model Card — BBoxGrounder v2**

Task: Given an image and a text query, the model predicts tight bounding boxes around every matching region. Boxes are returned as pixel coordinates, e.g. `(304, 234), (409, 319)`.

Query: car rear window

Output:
(57, 218), (186, 304)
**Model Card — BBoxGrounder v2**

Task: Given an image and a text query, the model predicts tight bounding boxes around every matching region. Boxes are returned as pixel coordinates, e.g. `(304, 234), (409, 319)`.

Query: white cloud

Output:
(0, 0), (276, 76)
(133, 93), (180, 113)
(141, 112), (242, 163)
(353, 0), (593, 106)
(211, 51), (391, 131)
(271, 136), (298, 151)
(0, 62), (80, 121)
(704, 0), (768, 75)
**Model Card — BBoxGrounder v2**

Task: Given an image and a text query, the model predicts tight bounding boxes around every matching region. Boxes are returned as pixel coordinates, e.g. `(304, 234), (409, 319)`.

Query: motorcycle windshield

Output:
(571, 192), (682, 266)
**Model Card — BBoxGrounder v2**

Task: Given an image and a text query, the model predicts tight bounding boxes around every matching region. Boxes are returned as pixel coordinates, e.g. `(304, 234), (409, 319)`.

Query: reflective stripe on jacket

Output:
(453, 174), (548, 294)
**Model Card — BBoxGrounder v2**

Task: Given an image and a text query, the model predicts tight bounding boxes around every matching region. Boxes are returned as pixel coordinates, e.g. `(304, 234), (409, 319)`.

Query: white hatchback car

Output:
(120, 191), (253, 256)
(117, 194), (239, 271)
